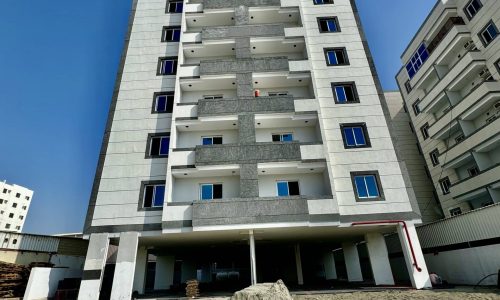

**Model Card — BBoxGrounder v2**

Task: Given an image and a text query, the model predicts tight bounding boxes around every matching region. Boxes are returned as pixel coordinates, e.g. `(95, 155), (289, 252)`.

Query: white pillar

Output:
(365, 232), (395, 286)
(323, 251), (337, 280)
(249, 230), (257, 285)
(133, 246), (147, 294)
(294, 244), (304, 285)
(341, 242), (363, 282)
(110, 232), (139, 299)
(397, 223), (432, 289)
(78, 233), (110, 300)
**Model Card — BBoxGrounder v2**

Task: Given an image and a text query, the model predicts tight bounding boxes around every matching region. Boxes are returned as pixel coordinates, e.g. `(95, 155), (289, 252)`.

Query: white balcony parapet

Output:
(285, 26), (304, 38)
(294, 99), (317, 112)
(175, 104), (198, 119)
(289, 59), (310, 72)
(300, 144), (325, 161)
(170, 149), (196, 166)
(181, 32), (202, 43)
(281, 0), (300, 7)
(185, 3), (203, 12)
(179, 65), (200, 77)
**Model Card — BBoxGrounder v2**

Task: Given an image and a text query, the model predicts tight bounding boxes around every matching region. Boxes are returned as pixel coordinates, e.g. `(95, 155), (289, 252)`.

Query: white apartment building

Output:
(0, 181), (33, 233)
(79, 0), (432, 298)
(396, 0), (500, 217)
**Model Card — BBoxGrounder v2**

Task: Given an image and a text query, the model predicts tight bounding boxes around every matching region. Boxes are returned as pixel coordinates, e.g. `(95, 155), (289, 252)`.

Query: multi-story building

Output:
(79, 0), (432, 298)
(0, 181), (33, 233)
(396, 0), (500, 217)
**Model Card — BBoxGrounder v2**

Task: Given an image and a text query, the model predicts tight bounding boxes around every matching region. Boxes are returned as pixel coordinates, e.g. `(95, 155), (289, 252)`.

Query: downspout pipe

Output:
(351, 220), (422, 272)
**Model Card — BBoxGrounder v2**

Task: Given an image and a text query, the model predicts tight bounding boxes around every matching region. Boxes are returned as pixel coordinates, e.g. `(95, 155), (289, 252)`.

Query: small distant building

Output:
(0, 181), (34, 232)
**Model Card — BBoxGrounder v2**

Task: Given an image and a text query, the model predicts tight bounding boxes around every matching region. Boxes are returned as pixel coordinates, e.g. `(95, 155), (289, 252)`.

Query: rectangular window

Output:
(318, 17), (340, 33)
(276, 181), (300, 196)
(203, 95), (223, 99)
(439, 177), (451, 195)
(272, 133), (293, 142)
(200, 183), (223, 200)
(313, 0), (333, 4)
(430, 149), (440, 166)
(8, 213), (13, 218)
(340, 123), (370, 148)
(2, 189), (6, 193)
(162, 26), (181, 42)
(148, 133), (170, 157)
(5, 224), (10, 229)
(420, 123), (430, 140)
(332, 82), (358, 103)
(351, 172), (383, 200)
(12, 203), (17, 208)
(412, 99), (421, 115)
(479, 21), (498, 46)
(15, 193), (20, 198)
(449, 207), (462, 216)
(404, 80), (412, 94)
(142, 183), (165, 208)
(19, 215), (24, 220)
(464, 0), (482, 20)
(324, 48), (348, 66)
(268, 92), (288, 96)
(153, 92), (174, 113)
(25, 196), (30, 200)
(467, 165), (480, 177)
(15, 226), (20, 230)
(405, 43), (429, 79)
(158, 57), (178, 75)
(455, 133), (465, 144)
(166, 0), (183, 13)
(202, 136), (223, 145)
(22, 206), (27, 210)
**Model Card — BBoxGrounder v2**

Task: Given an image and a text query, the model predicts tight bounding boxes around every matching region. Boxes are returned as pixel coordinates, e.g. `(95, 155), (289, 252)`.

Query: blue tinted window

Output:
(156, 96), (167, 112)
(160, 137), (170, 155)
(277, 182), (289, 196)
(354, 175), (380, 199)
(153, 185), (165, 206)
(327, 20), (337, 32)
(173, 29), (181, 41)
(201, 184), (213, 200)
(343, 128), (356, 146)
(353, 127), (365, 145)
(335, 86), (347, 103)
(202, 137), (212, 145)
(176, 3), (183, 12)
(163, 61), (173, 74)
(354, 176), (368, 198)
(343, 126), (367, 147)
(365, 176), (379, 197)
(327, 51), (337, 65)
(282, 134), (293, 142)
(405, 43), (429, 79)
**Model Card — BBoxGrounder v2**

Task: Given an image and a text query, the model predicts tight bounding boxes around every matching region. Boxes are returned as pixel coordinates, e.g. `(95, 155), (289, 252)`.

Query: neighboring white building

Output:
(396, 0), (500, 217)
(79, 0), (433, 298)
(0, 181), (33, 232)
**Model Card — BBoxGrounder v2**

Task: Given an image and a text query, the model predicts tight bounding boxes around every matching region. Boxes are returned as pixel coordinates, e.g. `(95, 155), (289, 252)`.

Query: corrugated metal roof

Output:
(416, 203), (500, 249)
(0, 231), (59, 253)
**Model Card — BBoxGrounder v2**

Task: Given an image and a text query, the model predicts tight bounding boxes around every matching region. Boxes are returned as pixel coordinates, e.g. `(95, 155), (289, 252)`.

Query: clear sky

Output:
(0, 0), (436, 235)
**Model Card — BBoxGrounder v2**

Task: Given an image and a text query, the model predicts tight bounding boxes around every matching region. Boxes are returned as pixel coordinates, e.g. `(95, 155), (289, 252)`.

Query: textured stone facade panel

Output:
(199, 57), (289, 75)
(202, 24), (285, 40)
(198, 96), (295, 116)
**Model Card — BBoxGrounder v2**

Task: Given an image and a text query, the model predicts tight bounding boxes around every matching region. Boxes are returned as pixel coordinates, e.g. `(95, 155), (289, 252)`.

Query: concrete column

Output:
(341, 242), (363, 282)
(236, 72), (253, 98)
(238, 114), (255, 145)
(235, 37), (251, 59)
(487, 187), (500, 203)
(240, 163), (259, 198)
(365, 232), (395, 286)
(234, 5), (249, 25)
(323, 251), (337, 280)
(78, 233), (110, 300)
(294, 244), (304, 285)
(110, 232), (139, 299)
(132, 246), (147, 294)
(249, 230), (257, 285)
(397, 223), (432, 289)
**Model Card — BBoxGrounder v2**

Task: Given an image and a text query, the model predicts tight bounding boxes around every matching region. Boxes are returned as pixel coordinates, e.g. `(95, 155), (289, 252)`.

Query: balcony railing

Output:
(427, 17), (465, 54)
(198, 95), (295, 116)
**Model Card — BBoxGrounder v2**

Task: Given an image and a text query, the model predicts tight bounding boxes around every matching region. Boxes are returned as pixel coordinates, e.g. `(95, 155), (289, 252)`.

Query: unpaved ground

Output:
(293, 288), (500, 300)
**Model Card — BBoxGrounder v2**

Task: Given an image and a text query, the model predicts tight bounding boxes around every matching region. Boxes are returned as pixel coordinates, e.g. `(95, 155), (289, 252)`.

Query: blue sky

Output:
(0, 0), (436, 235)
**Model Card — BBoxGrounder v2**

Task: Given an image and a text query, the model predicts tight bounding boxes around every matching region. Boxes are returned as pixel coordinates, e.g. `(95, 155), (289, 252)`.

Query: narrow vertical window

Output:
(318, 17), (340, 33)
(412, 99), (421, 115)
(324, 48), (348, 66)
(420, 123), (430, 140)
(147, 133), (170, 157)
(167, 0), (183, 13)
(439, 177), (451, 195)
(479, 21), (498, 46)
(142, 183), (165, 208)
(464, 0), (482, 20)
(430, 149), (440, 166)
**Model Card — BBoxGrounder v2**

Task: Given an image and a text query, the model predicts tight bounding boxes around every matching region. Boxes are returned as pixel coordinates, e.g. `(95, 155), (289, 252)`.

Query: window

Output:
(439, 177), (451, 195)
(430, 149), (440, 166)
(203, 95), (223, 99)
(147, 133), (170, 157)
(200, 183), (223, 200)
(0, 211), (3, 214)
(8, 213), (13, 218)
(455, 133), (465, 144)
(268, 92), (288, 97)
(166, 0), (183, 13)
(324, 48), (349, 66)
(332, 82), (358, 103)
(153, 92), (174, 113)
(12, 239), (17, 245)
(2, 189), (6, 193)
(495, 59), (500, 75)
(449, 207), (462, 216)
(340, 123), (370, 148)
(420, 123), (430, 140)
(467, 165), (480, 177)
(277, 181), (300, 196)
(15, 193), (20, 198)
(22, 206), (27, 210)
(162, 26), (181, 42)
(406, 43), (430, 79)
(479, 21), (498, 46)
(313, 0), (333, 4)
(351, 172), (383, 200)
(25, 196), (30, 200)
(157, 57), (178, 75)
(15, 226), (20, 230)
(0, 199), (3, 204)
(19, 215), (24, 220)
(412, 99), (421, 115)
(202, 136), (223, 145)
(464, 0), (482, 20)
(142, 182), (165, 208)
(5, 224), (10, 229)
(272, 133), (293, 142)
(318, 17), (340, 33)
(404, 80), (412, 94)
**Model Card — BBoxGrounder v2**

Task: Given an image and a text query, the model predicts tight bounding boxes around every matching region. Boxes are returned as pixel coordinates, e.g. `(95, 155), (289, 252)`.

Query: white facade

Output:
(396, 0), (500, 217)
(0, 181), (33, 232)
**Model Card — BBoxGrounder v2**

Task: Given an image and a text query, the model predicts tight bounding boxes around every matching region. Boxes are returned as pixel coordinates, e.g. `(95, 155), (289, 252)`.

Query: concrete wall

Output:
(172, 176), (240, 202)
(0, 182), (34, 232)
(258, 173), (328, 197)
(155, 255), (174, 290)
(24, 267), (82, 300)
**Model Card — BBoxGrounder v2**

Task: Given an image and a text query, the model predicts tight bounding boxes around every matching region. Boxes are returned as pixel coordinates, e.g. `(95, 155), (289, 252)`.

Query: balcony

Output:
(450, 163), (500, 200)
(198, 95), (295, 116)
(200, 57), (289, 75)
(203, 0), (281, 10)
(202, 24), (285, 40)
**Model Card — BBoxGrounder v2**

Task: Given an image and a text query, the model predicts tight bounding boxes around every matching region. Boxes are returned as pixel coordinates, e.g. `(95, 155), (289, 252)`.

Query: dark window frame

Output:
(439, 177), (451, 195)
(166, 0), (183, 13)
(449, 207), (462, 216)
(161, 26), (181, 42)
(430, 149), (440, 166)
(157, 57), (178, 76)
(202, 136), (223, 145)
(412, 99), (421, 115)
(276, 180), (300, 197)
(323, 47), (349, 66)
(146, 132), (171, 158)
(331, 82), (360, 104)
(138, 180), (166, 211)
(313, 0), (334, 4)
(495, 58), (500, 76)
(420, 122), (430, 140)
(317, 17), (341, 33)
(340, 123), (371, 149)
(404, 80), (412, 94)
(200, 183), (223, 200)
(463, 0), (482, 20)
(350, 171), (384, 202)
(152, 92), (174, 114)
(478, 20), (499, 47)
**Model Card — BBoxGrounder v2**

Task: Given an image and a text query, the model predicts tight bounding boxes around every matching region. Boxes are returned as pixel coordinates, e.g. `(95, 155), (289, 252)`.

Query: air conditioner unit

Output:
(479, 68), (491, 79)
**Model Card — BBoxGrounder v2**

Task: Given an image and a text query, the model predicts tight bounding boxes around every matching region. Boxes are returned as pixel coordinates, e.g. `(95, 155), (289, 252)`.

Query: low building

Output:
(0, 181), (33, 232)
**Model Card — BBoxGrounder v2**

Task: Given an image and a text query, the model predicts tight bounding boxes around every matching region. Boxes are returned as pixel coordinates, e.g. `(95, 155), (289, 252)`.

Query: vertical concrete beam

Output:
(240, 163), (259, 198)
(323, 251), (337, 280)
(365, 232), (395, 286)
(341, 242), (363, 282)
(249, 230), (257, 285)
(132, 246), (147, 294)
(235, 37), (252, 59)
(238, 114), (256, 145)
(110, 232), (139, 299)
(397, 223), (432, 289)
(236, 72), (254, 98)
(234, 5), (249, 25)
(78, 233), (110, 300)
(294, 244), (304, 285)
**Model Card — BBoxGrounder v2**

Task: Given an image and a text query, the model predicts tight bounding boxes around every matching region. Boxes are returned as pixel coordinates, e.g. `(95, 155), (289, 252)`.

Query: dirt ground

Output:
(293, 288), (500, 300)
